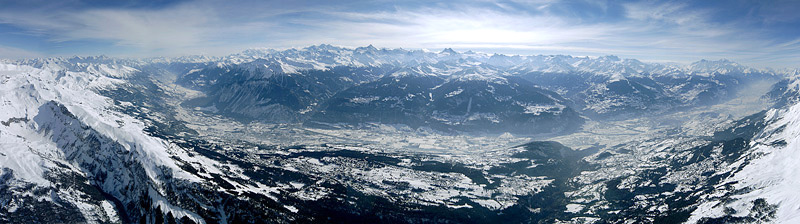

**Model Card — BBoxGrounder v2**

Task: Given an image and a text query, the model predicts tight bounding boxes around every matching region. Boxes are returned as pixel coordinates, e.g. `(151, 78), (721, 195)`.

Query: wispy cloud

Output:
(277, 6), (614, 50)
(0, 0), (798, 68)
(0, 0), (282, 56)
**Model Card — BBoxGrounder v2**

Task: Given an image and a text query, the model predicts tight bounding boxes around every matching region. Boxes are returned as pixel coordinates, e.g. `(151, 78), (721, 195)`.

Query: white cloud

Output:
(0, 0), (280, 56)
(65, 8), (210, 49)
(624, 1), (701, 25)
(0, 0), (796, 68)
(280, 7), (613, 52)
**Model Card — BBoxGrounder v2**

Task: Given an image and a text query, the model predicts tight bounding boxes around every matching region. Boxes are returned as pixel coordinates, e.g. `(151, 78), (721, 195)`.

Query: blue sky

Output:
(0, 0), (799, 68)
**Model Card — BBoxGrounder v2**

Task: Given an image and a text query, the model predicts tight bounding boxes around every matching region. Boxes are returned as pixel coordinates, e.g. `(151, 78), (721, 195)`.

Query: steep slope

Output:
(313, 64), (584, 134)
(685, 80), (800, 223)
(0, 63), (302, 223)
(180, 63), (390, 122)
(312, 66), (444, 127)
(428, 72), (582, 134)
(536, 77), (796, 223)
(0, 63), (201, 222)
(174, 46), (780, 126)
(2, 46), (794, 223)
(517, 61), (774, 119)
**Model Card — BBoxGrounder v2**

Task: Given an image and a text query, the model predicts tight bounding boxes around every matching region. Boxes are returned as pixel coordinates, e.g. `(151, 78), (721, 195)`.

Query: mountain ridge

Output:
(2, 45), (799, 223)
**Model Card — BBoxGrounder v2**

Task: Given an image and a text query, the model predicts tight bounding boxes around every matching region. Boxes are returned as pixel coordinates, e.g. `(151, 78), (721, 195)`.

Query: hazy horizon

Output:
(5, 44), (785, 71)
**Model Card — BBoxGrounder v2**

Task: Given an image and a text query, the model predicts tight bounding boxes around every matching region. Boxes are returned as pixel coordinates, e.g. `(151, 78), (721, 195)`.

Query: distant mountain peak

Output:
(355, 44), (380, 54)
(689, 58), (749, 75)
(691, 58), (739, 66)
(598, 55), (621, 61)
(304, 44), (340, 51)
(440, 48), (458, 55)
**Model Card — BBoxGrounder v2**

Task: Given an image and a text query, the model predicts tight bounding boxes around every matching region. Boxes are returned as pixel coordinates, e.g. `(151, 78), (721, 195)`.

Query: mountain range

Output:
(1, 45), (799, 223)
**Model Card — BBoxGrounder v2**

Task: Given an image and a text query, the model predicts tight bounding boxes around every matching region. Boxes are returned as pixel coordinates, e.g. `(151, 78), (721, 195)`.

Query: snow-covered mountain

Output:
(2, 45), (799, 223)
(172, 45), (780, 129)
(312, 63), (583, 134)
(0, 63), (209, 222)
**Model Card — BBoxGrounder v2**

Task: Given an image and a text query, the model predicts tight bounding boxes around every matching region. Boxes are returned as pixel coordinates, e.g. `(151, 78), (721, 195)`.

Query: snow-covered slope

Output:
(3, 45), (799, 223)
(173, 45), (781, 122)
(0, 63), (227, 223)
(685, 90), (800, 223)
(309, 62), (584, 134)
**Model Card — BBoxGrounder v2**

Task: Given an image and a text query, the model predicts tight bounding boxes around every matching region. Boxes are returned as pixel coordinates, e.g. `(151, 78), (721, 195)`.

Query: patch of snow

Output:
(566, 204), (584, 213)
(349, 96), (380, 104)
(284, 205), (299, 213)
(445, 88), (463, 98)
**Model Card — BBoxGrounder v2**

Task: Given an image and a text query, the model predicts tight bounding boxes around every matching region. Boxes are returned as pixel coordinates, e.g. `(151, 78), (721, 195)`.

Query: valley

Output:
(1, 46), (797, 223)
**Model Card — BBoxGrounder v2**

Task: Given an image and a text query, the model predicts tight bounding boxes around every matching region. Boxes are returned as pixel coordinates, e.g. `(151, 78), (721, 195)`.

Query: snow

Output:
(349, 96), (380, 104)
(445, 88), (463, 98)
(277, 59), (299, 73)
(0, 129), (52, 185)
(0, 64), (55, 185)
(149, 188), (205, 224)
(289, 181), (305, 189)
(725, 102), (800, 223)
(473, 198), (516, 210)
(186, 68), (203, 74)
(566, 204), (585, 213)
(1, 46), (793, 222)
(0, 62), (221, 222)
(101, 200), (120, 223)
(520, 103), (566, 115)
(284, 205), (299, 213)
(683, 83), (800, 223)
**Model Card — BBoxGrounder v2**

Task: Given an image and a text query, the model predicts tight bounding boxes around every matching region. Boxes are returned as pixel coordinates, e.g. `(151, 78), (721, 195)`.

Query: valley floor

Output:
(154, 74), (779, 223)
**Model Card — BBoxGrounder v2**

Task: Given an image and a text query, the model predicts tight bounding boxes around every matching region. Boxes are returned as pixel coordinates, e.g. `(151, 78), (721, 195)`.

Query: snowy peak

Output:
(486, 54), (523, 67)
(507, 54), (658, 80)
(9, 45), (793, 82)
(304, 43), (342, 52)
(689, 58), (751, 75)
(597, 55), (621, 62)
(168, 45), (788, 82)
(4, 43), (800, 223)
(440, 48), (459, 55)
(0, 62), (224, 223)
(355, 44), (379, 54)
(238, 48), (277, 58)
